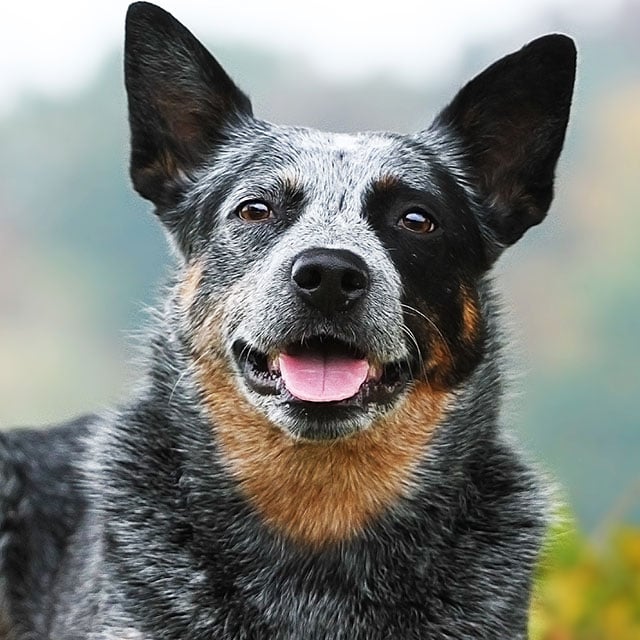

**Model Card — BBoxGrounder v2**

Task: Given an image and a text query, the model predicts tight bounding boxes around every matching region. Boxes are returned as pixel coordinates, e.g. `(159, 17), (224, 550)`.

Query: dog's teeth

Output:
(267, 355), (280, 375)
(367, 363), (382, 382)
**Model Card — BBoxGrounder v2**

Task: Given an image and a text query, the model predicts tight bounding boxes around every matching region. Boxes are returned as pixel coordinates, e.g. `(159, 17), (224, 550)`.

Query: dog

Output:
(0, 3), (576, 638)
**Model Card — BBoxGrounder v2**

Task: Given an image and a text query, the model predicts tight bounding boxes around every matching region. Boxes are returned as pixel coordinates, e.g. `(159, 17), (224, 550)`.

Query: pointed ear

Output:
(432, 35), (576, 248)
(125, 2), (253, 206)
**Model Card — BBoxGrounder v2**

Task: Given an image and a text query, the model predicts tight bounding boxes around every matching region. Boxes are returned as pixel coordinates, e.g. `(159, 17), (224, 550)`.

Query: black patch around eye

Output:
(365, 181), (441, 231)
(363, 172), (488, 386)
(363, 172), (487, 274)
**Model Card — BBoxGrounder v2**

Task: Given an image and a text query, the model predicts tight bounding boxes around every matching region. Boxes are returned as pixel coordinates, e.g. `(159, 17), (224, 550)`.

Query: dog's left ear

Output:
(430, 35), (576, 248)
(125, 2), (253, 207)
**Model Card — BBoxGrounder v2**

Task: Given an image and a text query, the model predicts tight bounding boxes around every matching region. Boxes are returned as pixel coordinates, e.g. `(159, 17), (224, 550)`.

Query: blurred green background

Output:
(0, 1), (638, 637)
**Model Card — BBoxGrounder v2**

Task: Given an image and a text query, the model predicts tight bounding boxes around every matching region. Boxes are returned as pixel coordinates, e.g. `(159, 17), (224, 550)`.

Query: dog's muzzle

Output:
(229, 246), (412, 438)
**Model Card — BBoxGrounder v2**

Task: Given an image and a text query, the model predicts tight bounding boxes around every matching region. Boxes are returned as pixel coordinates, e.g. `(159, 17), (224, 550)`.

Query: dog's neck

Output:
(129, 309), (505, 551)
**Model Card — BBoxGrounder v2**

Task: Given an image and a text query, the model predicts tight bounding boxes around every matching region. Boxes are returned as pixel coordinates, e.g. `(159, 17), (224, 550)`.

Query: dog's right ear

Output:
(125, 2), (252, 207)
(429, 35), (576, 253)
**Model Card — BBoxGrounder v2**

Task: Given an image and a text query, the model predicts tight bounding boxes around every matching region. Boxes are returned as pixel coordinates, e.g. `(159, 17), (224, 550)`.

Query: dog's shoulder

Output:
(1, 415), (94, 636)
(1, 415), (92, 508)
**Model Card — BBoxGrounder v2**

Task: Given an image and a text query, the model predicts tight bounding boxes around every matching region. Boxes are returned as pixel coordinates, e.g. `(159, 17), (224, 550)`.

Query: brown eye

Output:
(399, 210), (437, 234)
(237, 200), (273, 222)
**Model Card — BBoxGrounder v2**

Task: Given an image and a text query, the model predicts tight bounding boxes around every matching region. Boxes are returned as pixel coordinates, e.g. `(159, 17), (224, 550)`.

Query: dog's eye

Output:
(237, 200), (274, 222)
(399, 210), (438, 234)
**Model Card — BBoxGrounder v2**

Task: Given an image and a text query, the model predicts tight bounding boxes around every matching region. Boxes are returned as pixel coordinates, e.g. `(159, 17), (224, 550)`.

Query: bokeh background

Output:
(1, 1), (638, 636)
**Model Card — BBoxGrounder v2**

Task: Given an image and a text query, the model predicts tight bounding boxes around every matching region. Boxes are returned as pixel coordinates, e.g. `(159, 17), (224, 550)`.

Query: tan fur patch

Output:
(460, 285), (482, 346)
(374, 174), (401, 190)
(194, 347), (448, 548)
(424, 332), (454, 385)
(180, 271), (450, 547)
(179, 262), (204, 311)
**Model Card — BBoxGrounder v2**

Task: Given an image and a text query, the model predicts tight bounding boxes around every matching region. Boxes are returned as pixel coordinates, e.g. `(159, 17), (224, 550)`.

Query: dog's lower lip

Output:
(232, 339), (409, 406)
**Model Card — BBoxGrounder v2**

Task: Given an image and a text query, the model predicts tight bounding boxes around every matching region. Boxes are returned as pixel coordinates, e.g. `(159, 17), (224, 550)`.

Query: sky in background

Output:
(0, 0), (627, 115)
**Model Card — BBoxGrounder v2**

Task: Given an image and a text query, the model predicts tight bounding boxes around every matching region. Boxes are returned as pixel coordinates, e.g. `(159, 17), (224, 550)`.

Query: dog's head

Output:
(124, 3), (575, 442)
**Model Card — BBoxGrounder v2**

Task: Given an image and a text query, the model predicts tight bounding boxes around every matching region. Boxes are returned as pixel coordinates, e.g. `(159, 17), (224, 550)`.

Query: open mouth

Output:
(232, 336), (410, 407)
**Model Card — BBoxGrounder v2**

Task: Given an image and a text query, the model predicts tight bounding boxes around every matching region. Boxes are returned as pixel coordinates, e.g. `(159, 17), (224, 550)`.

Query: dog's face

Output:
(169, 126), (490, 440)
(124, 3), (575, 442)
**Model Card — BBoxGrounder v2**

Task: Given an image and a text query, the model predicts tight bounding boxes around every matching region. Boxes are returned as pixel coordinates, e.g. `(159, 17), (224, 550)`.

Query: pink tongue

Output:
(278, 352), (369, 402)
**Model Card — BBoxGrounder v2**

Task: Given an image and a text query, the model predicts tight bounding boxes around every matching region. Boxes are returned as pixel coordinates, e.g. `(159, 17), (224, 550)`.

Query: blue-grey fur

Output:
(0, 2), (576, 638)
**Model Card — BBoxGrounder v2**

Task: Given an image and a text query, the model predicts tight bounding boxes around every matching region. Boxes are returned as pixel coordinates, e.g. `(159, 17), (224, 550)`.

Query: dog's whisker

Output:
(400, 325), (425, 382)
(168, 352), (208, 407)
(400, 303), (455, 367)
(168, 367), (190, 408)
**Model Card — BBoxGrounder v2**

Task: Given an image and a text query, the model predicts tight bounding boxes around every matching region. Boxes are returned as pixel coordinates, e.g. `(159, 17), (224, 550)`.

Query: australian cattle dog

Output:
(0, 3), (576, 638)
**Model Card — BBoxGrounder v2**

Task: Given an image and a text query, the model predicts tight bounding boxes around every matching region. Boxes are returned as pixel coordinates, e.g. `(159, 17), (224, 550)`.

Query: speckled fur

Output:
(0, 3), (576, 638)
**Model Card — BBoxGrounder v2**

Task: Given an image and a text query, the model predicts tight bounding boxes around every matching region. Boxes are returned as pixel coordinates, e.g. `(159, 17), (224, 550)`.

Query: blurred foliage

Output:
(530, 516), (640, 639)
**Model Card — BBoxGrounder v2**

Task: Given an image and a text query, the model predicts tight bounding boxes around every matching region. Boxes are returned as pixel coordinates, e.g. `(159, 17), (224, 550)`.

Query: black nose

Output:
(290, 248), (370, 314)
